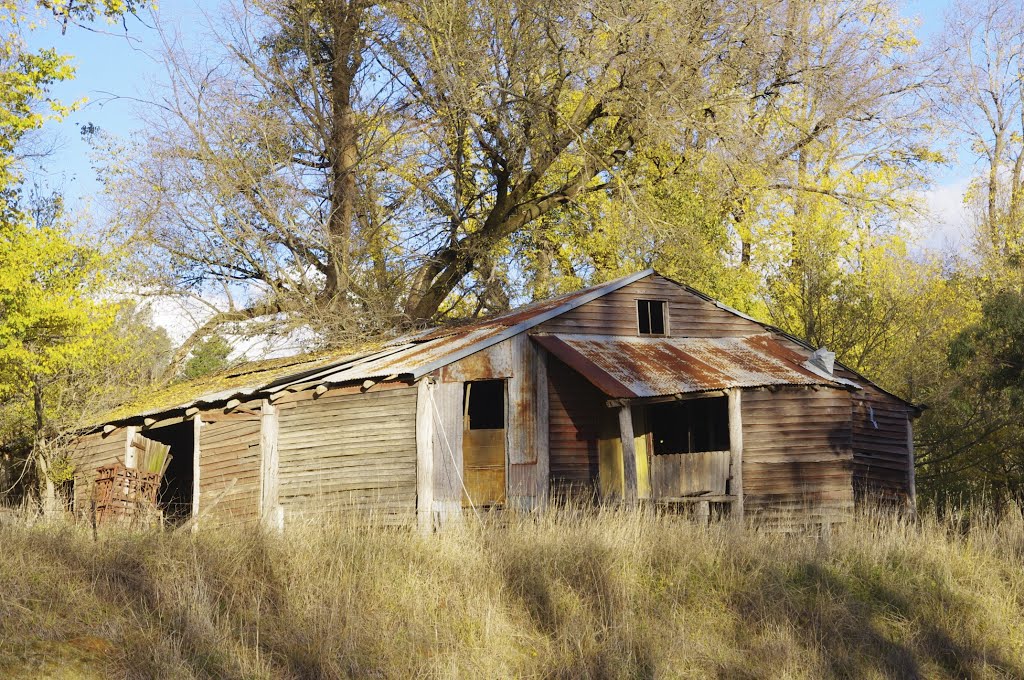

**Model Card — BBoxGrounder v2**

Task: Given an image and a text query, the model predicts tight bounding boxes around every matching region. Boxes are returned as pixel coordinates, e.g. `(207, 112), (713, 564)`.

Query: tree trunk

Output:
(323, 0), (366, 324)
(32, 382), (57, 517)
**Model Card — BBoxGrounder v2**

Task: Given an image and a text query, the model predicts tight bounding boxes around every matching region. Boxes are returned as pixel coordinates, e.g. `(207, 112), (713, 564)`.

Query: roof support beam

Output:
(728, 388), (744, 521)
(606, 390), (727, 409)
(260, 399), (282, 533)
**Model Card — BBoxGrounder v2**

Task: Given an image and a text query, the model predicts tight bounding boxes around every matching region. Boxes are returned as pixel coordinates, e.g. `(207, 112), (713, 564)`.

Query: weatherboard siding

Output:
(198, 413), (262, 524)
(741, 386), (855, 524)
(277, 384), (418, 525)
(547, 355), (604, 499)
(69, 429), (127, 515)
(850, 384), (912, 502)
(534, 275), (761, 338)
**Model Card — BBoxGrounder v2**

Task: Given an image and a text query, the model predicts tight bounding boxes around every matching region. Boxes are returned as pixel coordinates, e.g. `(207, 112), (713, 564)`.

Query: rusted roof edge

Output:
(409, 269), (656, 379)
(530, 334), (638, 398)
(653, 271), (920, 412)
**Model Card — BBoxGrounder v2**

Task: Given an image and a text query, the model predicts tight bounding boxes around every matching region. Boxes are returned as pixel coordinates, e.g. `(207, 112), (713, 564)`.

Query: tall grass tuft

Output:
(1, 506), (1023, 678)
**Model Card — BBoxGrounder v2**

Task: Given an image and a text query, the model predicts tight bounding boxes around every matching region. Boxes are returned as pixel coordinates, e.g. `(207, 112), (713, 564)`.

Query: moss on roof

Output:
(92, 344), (378, 426)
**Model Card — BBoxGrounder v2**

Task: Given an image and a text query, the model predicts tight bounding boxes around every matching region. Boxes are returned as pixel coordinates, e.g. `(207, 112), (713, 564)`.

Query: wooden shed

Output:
(68, 270), (920, 530)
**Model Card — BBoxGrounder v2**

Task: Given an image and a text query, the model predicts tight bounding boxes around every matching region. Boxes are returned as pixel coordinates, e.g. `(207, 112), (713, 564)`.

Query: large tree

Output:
(111, 0), (940, 379)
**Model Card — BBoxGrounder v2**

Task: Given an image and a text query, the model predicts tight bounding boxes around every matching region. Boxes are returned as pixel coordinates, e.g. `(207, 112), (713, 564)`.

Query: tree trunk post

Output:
(728, 389), (744, 521)
(618, 405), (638, 507)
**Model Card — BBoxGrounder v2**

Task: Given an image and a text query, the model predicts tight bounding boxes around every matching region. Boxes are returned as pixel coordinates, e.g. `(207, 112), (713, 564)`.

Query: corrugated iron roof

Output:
(87, 270), (655, 427)
(532, 333), (856, 399)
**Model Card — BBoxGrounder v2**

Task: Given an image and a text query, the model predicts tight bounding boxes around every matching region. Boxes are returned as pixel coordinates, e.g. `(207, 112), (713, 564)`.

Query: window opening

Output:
(649, 397), (729, 454)
(637, 299), (667, 335)
(464, 379), (505, 430)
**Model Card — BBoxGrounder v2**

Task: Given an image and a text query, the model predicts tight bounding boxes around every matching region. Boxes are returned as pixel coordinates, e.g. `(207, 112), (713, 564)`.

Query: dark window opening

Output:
(465, 380), (505, 430)
(638, 299), (667, 335)
(650, 397), (729, 454)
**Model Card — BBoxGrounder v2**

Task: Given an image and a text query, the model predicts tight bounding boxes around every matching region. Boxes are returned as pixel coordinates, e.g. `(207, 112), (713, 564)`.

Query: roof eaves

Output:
(653, 270), (920, 411)
(410, 268), (656, 378)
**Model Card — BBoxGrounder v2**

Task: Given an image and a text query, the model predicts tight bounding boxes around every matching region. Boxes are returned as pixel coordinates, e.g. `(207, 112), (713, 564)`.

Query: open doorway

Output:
(462, 380), (506, 508)
(141, 421), (195, 525)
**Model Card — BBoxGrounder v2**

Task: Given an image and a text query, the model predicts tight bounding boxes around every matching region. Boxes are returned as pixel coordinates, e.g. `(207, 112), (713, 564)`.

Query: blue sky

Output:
(24, 0), (975, 299)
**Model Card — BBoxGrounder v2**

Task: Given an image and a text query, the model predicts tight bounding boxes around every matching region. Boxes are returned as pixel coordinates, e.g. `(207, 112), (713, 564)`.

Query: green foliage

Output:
(0, 220), (115, 400)
(949, 289), (1024, 396)
(181, 333), (233, 380)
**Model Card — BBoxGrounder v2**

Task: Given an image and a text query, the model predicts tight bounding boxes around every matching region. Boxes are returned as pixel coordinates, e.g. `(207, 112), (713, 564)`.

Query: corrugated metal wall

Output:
(741, 386), (855, 524)
(277, 384), (418, 525)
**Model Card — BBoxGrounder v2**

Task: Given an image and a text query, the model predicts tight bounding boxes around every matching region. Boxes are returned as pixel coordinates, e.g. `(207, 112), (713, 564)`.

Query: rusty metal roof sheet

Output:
(532, 333), (856, 399)
(87, 270), (657, 427)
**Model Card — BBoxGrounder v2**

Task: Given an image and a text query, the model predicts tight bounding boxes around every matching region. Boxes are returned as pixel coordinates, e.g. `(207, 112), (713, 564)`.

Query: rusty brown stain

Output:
(531, 335), (638, 398)
(536, 333), (843, 398)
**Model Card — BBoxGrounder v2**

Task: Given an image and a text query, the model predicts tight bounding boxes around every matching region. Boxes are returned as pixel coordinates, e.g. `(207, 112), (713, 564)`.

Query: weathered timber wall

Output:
(741, 386), (855, 524)
(547, 355), (604, 500)
(277, 383), (417, 525)
(68, 429), (126, 514)
(849, 384), (912, 503)
(535, 274), (760, 337)
(198, 412), (262, 524)
(430, 378), (464, 522)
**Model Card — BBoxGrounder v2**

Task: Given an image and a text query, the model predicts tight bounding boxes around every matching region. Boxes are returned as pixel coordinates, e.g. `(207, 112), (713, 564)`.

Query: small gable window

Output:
(637, 299), (667, 335)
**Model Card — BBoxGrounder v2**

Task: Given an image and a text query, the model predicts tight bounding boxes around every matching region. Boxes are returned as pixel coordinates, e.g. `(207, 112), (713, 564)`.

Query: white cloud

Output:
(915, 177), (973, 254)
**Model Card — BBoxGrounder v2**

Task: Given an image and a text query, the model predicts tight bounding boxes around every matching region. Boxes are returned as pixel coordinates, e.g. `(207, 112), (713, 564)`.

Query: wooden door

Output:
(462, 380), (506, 507)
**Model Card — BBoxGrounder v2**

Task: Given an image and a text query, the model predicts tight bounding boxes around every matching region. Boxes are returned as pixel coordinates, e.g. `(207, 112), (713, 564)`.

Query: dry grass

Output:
(1, 507), (1023, 679)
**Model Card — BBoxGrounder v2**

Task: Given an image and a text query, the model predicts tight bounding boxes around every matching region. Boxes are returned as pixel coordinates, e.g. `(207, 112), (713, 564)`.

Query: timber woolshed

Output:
(69, 270), (921, 530)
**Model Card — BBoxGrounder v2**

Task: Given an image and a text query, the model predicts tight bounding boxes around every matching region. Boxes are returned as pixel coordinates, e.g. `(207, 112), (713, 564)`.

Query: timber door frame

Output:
(461, 379), (508, 508)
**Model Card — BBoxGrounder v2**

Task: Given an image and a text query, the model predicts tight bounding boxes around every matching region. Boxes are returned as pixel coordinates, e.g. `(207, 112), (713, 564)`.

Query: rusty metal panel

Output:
(441, 341), (513, 382)
(533, 333), (847, 399)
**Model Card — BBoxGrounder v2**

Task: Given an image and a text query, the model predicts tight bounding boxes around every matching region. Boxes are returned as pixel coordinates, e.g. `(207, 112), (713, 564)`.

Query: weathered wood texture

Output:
(198, 412), (262, 524)
(729, 388), (744, 517)
(260, 400), (281, 530)
(505, 334), (546, 508)
(462, 426), (505, 507)
(849, 384), (912, 503)
(535, 274), (760, 337)
(547, 356), (604, 499)
(415, 379), (434, 533)
(69, 429), (126, 514)
(277, 384), (418, 525)
(431, 378), (465, 520)
(741, 387), (855, 524)
(598, 408), (651, 500)
(650, 450), (731, 498)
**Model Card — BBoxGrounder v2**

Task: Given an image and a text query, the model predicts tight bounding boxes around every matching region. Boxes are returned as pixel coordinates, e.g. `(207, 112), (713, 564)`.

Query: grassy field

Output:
(0, 507), (1022, 679)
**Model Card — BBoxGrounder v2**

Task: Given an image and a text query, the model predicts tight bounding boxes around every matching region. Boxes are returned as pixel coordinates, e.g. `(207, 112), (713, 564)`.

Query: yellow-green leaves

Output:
(0, 220), (117, 399)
